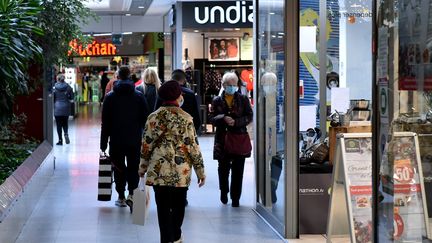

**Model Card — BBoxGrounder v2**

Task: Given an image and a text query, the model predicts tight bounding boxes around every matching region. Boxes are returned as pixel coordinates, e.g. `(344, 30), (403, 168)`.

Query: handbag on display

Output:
(132, 177), (151, 226)
(224, 131), (252, 157)
(97, 152), (112, 201)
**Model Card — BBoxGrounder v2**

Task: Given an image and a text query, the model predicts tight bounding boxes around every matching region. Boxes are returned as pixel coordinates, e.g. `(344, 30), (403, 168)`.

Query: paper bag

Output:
(97, 153), (112, 201)
(132, 178), (150, 226)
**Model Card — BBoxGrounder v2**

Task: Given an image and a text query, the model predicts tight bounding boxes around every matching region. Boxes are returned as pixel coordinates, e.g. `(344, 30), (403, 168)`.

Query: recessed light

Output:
(194, 30), (199, 33)
(269, 12), (275, 15)
(125, 13), (131, 16)
(235, 28), (240, 31)
(138, 6), (145, 9)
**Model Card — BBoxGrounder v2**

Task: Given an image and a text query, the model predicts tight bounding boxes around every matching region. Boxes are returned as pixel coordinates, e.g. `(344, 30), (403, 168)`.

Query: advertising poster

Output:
(344, 138), (373, 243)
(240, 37), (253, 60)
(391, 136), (427, 241)
(208, 38), (239, 61)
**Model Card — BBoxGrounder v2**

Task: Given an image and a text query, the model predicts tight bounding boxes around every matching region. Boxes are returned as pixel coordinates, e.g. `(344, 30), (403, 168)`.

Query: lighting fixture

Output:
(125, 13), (131, 16)
(194, 30), (199, 33)
(138, 6), (145, 9)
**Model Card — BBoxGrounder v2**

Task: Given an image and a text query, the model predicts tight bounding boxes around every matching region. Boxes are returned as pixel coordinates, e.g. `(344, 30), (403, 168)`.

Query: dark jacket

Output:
(209, 91), (253, 160)
(137, 84), (158, 113)
(155, 85), (201, 133)
(100, 80), (150, 151)
(53, 82), (74, 116)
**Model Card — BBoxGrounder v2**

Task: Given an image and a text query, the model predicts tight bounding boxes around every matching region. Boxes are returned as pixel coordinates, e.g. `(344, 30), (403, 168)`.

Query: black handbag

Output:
(97, 153), (112, 201)
(224, 131), (252, 157)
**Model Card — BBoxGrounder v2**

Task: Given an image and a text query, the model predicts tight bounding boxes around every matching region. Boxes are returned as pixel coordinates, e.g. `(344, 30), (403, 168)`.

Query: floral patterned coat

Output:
(209, 91), (253, 160)
(139, 105), (205, 187)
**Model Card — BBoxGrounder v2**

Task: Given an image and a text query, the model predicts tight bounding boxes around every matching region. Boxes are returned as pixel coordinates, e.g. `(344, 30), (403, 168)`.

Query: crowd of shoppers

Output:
(80, 66), (253, 243)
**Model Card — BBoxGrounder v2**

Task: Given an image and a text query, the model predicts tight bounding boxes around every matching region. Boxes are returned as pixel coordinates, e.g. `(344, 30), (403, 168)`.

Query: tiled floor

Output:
(13, 104), (289, 243)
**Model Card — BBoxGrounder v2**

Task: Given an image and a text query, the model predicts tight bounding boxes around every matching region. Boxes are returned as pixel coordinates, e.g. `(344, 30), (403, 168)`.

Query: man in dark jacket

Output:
(100, 66), (150, 211)
(155, 69), (201, 133)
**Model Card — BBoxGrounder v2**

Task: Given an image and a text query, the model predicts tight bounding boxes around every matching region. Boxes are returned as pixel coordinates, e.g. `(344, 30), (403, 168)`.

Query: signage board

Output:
(327, 133), (431, 242)
(182, 1), (253, 29)
(68, 40), (117, 57)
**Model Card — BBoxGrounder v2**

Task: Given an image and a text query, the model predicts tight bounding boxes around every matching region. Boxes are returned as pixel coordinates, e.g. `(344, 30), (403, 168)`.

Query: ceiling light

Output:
(138, 6), (145, 9)
(122, 32), (133, 35)
(194, 30), (199, 33)
(125, 13), (131, 16)
(269, 12), (275, 15)
(235, 28), (240, 31)
(93, 33), (112, 36)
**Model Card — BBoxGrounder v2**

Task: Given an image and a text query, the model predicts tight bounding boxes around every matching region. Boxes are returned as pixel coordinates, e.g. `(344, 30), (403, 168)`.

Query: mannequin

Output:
(260, 72), (279, 204)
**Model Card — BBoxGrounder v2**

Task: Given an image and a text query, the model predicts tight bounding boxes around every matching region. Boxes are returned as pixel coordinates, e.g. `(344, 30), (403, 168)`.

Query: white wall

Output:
(80, 15), (164, 33)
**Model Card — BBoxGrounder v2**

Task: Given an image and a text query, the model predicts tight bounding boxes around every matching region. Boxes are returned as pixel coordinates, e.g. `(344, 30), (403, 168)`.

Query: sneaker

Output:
(56, 141), (62, 145)
(115, 198), (127, 207)
(174, 234), (183, 243)
(64, 134), (70, 144)
(126, 195), (133, 213)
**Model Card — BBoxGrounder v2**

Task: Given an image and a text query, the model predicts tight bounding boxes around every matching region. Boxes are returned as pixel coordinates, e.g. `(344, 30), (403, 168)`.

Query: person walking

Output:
(209, 72), (253, 207)
(100, 66), (150, 211)
(53, 73), (74, 146)
(137, 68), (161, 112)
(139, 80), (205, 243)
(100, 72), (110, 102)
(155, 69), (201, 133)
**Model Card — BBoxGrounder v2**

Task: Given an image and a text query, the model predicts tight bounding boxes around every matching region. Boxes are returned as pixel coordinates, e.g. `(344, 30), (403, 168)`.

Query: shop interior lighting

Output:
(278, 32), (285, 35)
(122, 32), (133, 35)
(269, 12), (275, 15)
(125, 13), (131, 16)
(194, 30), (199, 33)
(93, 33), (112, 36)
(235, 28), (240, 31)
(138, 6), (145, 9)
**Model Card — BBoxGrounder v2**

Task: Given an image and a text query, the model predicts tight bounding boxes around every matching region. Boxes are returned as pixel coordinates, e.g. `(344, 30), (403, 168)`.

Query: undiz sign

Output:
(68, 40), (117, 57)
(182, 1), (253, 28)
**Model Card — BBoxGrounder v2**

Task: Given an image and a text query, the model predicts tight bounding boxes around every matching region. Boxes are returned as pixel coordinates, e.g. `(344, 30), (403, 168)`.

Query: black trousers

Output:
(218, 155), (246, 201)
(55, 116), (69, 141)
(109, 146), (140, 198)
(153, 186), (187, 243)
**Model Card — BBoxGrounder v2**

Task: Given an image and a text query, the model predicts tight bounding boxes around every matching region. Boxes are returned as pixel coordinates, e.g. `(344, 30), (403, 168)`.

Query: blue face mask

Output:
(225, 86), (237, 95)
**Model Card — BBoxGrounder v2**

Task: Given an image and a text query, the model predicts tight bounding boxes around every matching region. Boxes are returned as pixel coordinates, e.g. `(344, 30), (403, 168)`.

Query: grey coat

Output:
(54, 82), (73, 116)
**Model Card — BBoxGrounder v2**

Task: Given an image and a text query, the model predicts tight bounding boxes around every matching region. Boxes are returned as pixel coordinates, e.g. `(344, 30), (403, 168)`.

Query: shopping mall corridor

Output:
(12, 104), (284, 243)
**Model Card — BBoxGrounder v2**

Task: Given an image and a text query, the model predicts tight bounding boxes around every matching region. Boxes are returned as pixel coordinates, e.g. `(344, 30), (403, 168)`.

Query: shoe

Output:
(56, 141), (62, 145)
(232, 200), (239, 207)
(220, 192), (228, 204)
(174, 234), (183, 243)
(64, 134), (70, 144)
(115, 198), (127, 207)
(126, 195), (133, 213)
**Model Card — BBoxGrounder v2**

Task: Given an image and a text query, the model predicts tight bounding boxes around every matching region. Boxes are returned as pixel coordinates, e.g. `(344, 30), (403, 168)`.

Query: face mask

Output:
(263, 85), (275, 94)
(225, 86), (237, 95)
(179, 97), (184, 107)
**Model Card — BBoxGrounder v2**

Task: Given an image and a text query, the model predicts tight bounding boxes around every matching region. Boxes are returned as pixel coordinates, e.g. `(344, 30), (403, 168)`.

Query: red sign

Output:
(68, 39), (117, 57)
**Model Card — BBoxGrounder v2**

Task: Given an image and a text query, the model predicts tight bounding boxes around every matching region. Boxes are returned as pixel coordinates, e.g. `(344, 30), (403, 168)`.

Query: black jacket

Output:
(209, 91), (253, 160)
(100, 80), (150, 151)
(137, 84), (158, 113)
(155, 85), (201, 133)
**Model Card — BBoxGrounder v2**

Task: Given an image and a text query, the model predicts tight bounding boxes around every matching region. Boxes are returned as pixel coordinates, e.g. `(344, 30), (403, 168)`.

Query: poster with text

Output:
(344, 137), (373, 243)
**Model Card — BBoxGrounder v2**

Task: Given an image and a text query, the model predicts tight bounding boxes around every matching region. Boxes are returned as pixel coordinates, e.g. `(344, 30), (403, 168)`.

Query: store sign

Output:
(68, 40), (117, 57)
(182, 1), (253, 28)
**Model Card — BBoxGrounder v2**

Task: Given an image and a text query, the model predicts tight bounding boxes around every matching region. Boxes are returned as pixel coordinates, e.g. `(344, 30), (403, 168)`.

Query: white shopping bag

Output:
(132, 177), (150, 226)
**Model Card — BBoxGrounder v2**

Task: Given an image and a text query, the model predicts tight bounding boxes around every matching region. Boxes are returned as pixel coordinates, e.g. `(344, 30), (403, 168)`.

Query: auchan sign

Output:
(68, 40), (117, 57)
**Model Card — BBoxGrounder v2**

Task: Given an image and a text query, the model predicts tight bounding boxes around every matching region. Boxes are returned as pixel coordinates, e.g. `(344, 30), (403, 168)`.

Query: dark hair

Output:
(171, 69), (186, 82)
(118, 66), (131, 80)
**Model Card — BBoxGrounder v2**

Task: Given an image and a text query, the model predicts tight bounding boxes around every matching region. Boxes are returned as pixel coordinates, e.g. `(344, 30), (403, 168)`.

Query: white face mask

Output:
(263, 85), (275, 94)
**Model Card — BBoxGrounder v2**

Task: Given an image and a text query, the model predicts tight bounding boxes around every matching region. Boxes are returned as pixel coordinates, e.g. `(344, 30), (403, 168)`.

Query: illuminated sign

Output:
(68, 40), (117, 57)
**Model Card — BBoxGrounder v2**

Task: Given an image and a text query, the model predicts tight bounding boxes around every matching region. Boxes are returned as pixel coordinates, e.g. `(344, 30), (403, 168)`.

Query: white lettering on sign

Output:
(194, 1), (253, 25)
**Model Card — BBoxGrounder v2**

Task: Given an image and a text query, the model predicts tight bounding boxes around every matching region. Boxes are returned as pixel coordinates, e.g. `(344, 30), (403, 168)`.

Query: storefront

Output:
(254, 0), (375, 239)
(165, 0), (254, 132)
(67, 32), (163, 104)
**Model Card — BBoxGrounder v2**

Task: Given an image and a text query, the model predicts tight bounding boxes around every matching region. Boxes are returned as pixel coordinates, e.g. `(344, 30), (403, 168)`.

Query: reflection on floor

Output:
(14, 104), (285, 243)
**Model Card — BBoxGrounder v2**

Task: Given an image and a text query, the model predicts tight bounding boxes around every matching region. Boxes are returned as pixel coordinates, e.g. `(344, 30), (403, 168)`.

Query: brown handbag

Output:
(224, 131), (252, 156)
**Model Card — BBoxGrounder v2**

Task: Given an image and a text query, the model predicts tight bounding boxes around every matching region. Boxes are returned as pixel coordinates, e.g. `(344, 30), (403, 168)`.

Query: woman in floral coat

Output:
(210, 72), (253, 207)
(139, 80), (205, 243)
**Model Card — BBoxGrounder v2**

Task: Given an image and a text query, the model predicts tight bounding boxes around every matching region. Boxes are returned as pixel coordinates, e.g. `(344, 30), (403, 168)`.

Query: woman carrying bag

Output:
(139, 80), (205, 243)
(210, 72), (253, 207)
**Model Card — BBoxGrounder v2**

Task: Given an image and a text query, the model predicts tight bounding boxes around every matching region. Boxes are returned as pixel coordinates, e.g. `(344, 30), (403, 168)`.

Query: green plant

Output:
(0, 0), (43, 127)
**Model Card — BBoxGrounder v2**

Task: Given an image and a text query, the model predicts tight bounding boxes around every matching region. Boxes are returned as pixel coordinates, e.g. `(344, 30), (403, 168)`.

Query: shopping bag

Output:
(132, 177), (150, 226)
(97, 152), (112, 201)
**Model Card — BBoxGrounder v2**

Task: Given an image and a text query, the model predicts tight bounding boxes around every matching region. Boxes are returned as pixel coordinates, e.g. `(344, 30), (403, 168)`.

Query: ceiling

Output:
(83, 0), (176, 16)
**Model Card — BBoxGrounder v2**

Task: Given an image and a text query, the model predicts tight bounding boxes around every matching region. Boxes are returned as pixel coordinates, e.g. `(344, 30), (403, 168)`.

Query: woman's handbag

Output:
(132, 177), (150, 226)
(97, 152), (112, 201)
(224, 131), (252, 156)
